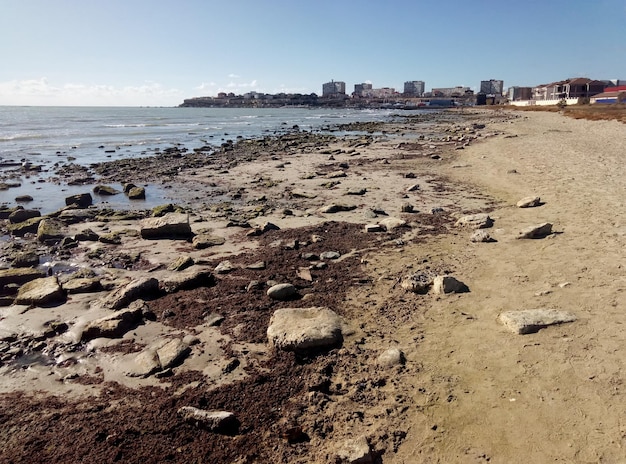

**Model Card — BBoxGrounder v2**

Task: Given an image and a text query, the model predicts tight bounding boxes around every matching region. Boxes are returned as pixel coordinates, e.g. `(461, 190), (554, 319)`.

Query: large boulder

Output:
(267, 307), (345, 352)
(99, 277), (160, 310)
(7, 217), (44, 236)
(161, 269), (215, 293)
(432, 275), (469, 294)
(14, 276), (65, 306)
(140, 213), (192, 239)
(267, 283), (298, 301)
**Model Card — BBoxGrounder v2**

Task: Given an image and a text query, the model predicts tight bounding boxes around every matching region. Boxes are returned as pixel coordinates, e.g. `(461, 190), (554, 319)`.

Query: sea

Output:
(0, 106), (424, 213)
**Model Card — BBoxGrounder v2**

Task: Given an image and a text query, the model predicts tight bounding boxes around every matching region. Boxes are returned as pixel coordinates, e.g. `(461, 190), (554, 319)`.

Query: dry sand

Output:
(1, 109), (625, 463)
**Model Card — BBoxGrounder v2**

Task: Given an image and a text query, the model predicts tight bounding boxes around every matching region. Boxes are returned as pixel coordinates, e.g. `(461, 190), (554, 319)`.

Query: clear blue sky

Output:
(1, 0), (624, 106)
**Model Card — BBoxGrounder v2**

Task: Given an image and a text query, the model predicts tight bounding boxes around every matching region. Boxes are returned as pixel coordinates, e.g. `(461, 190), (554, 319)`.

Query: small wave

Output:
(0, 133), (45, 141)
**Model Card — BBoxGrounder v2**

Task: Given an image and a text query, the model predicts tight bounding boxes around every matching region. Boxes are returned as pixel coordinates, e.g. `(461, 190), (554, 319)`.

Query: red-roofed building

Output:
(532, 78), (605, 101)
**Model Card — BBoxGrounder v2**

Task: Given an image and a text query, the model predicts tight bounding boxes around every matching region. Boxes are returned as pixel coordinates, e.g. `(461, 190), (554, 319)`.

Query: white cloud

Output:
(0, 78), (185, 106)
(228, 73), (241, 79)
(195, 82), (217, 91)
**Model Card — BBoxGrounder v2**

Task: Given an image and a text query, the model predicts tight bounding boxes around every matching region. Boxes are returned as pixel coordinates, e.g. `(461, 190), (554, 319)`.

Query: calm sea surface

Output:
(0, 106), (421, 213)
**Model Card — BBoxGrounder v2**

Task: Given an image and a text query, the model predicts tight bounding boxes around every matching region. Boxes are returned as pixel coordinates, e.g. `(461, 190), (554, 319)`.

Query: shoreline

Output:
(1, 109), (624, 463)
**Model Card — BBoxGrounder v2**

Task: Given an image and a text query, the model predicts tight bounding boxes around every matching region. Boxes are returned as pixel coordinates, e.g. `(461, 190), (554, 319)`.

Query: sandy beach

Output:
(0, 108), (625, 463)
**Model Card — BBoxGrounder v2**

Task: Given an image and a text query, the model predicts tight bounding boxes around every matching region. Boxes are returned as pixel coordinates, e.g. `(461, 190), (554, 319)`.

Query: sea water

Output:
(0, 106), (417, 213)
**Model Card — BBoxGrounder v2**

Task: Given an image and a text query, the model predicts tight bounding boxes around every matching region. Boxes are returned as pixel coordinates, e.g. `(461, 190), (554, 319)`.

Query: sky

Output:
(0, 0), (625, 106)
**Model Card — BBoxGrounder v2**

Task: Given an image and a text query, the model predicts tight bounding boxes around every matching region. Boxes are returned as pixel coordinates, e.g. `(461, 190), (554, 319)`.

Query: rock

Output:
(517, 223), (553, 239)
(406, 184), (420, 192)
(129, 348), (161, 377)
(346, 188), (366, 196)
(320, 204), (357, 214)
(8, 208), (41, 224)
(65, 193), (92, 208)
(7, 216), (43, 236)
(75, 228), (100, 241)
(267, 306), (344, 352)
(100, 277), (160, 310)
(379, 217), (406, 231)
(377, 348), (405, 368)
(168, 256), (194, 272)
(62, 277), (102, 294)
(470, 230), (495, 243)
(401, 203), (414, 213)
(267, 283), (298, 301)
(37, 218), (65, 243)
(140, 213), (192, 239)
(123, 183), (137, 194)
(246, 261), (266, 270)
(192, 234), (226, 249)
(262, 222), (280, 232)
(365, 224), (383, 233)
(498, 309), (577, 334)
(326, 170), (347, 178)
(59, 209), (97, 224)
(0, 268), (46, 286)
(455, 213), (493, 229)
(292, 190), (317, 199)
(336, 436), (374, 464)
(15, 195), (33, 202)
(93, 185), (120, 195)
(80, 303), (144, 341)
(157, 338), (190, 369)
(432, 275), (469, 294)
(517, 196), (541, 208)
(401, 273), (434, 294)
(214, 260), (234, 274)
(161, 269), (215, 293)
(11, 251), (39, 268)
(177, 407), (238, 433)
(320, 251), (341, 260)
(14, 276), (65, 306)
(127, 186), (146, 200)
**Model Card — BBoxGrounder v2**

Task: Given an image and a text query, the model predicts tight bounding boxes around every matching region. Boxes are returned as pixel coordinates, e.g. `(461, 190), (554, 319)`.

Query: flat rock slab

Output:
(378, 217), (406, 231)
(517, 222), (553, 239)
(80, 305), (144, 341)
(192, 234), (226, 249)
(455, 213), (493, 229)
(177, 407), (238, 433)
(100, 277), (159, 310)
(140, 213), (192, 239)
(267, 306), (345, 352)
(14, 276), (65, 306)
(498, 309), (577, 334)
(161, 269), (215, 293)
(0, 268), (46, 287)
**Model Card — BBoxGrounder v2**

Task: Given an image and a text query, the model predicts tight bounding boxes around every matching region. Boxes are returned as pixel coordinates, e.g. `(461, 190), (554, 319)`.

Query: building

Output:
(480, 79), (504, 95)
(403, 81), (425, 96)
(533, 78), (605, 100)
(353, 82), (373, 97)
(507, 86), (533, 101)
(322, 80), (346, 97)
(590, 85), (626, 104)
(431, 86), (471, 98)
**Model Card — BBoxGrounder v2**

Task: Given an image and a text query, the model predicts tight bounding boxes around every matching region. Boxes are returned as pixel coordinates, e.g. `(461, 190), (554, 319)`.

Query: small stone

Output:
(378, 217), (406, 231)
(470, 230), (496, 243)
(365, 224), (383, 233)
(214, 261), (234, 274)
(336, 436), (373, 464)
(432, 275), (468, 294)
(455, 213), (493, 229)
(168, 256), (194, 272)
(517, 223), (553, 239)
(320, 251), (341, 260)
(177, 407), (238, 433)
(267, 283), (298, 301)
(517, 196), (541, 208)
(377, 348), (405, 368)
(406, 184), (420, 192)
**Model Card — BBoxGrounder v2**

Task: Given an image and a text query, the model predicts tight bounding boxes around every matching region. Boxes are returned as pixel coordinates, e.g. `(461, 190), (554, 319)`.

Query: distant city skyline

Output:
(1, 0), (625, 106)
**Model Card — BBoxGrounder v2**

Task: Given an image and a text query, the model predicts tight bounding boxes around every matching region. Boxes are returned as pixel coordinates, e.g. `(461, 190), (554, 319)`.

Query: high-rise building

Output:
(404, 81), (425, 96)
(480, 79), (504, 95)
(322, 80), (346, 97)
(354, 82), (373, 96)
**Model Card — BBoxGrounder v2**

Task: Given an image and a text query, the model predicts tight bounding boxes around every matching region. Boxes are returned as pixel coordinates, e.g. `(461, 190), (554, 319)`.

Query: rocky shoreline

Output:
(0, 109), (548, 463)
